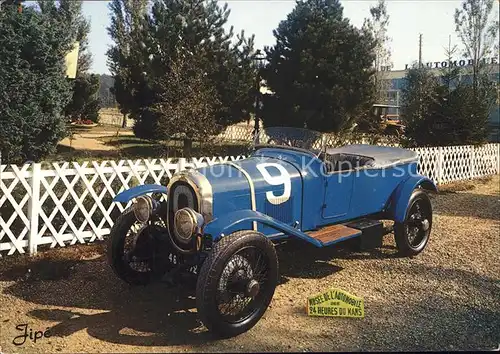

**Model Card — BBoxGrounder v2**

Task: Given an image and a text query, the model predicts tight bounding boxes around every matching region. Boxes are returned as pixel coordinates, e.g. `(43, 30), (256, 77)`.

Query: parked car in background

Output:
(371, 104), (405, 136)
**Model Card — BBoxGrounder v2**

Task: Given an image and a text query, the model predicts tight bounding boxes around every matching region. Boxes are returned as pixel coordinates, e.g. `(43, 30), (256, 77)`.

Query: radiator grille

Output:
(264, 196), (294, 224)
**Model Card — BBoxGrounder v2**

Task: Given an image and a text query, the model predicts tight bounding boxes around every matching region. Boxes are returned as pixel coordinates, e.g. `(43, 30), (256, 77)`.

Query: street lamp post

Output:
(252, 50), (266, 141)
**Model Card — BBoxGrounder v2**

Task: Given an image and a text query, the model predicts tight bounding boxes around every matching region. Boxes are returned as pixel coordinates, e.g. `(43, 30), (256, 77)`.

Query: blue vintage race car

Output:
(108, 127), (437, 337)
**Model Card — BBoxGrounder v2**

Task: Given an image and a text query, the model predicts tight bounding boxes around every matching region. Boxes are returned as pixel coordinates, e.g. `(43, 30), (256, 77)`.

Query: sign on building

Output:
(405, 57), (498, 70)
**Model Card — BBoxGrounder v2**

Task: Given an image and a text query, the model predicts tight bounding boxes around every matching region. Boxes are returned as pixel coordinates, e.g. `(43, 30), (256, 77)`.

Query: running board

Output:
(305, 218), (388, 248)
(307, 224), (362, 246)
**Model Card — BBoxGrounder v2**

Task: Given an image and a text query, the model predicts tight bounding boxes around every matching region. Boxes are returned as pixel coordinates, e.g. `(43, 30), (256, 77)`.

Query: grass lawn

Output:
(49, 125), (252, 163)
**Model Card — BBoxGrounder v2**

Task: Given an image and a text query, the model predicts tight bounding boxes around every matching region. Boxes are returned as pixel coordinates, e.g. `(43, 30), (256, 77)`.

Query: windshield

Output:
(253, 127), (325, 154)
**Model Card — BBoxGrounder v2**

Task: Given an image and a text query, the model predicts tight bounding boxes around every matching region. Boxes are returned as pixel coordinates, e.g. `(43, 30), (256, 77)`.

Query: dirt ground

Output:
(0, 176), (499, 353)
(59, 125), (134, 152)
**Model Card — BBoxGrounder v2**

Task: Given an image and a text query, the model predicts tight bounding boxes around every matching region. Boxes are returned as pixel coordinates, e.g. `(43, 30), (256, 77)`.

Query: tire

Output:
(196, 230), (278, 338)
(107, 207), (174, 286)
(394, 189), (433, 256)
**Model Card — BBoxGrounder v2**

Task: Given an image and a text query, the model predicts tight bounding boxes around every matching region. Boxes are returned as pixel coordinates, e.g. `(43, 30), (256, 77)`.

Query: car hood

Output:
(195, 156), (303, 231)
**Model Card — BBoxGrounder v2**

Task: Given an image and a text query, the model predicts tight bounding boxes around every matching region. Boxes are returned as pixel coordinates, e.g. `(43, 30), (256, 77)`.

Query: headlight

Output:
(174, 208), (204, 243)
(133, 196), (152, 223)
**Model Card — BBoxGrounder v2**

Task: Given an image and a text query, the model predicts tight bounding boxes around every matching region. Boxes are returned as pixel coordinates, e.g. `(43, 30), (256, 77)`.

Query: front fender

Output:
(388, 176), (438, 223)
(113, 184), (168, 203)
(203, 209), (323, 247)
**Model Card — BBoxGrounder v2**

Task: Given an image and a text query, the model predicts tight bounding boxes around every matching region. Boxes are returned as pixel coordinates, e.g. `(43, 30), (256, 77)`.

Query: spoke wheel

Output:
(196, 231), (278, 338)
(108, 207), (176, 285)
(394, 189), (433, 256)
(216, 248), (270, 323)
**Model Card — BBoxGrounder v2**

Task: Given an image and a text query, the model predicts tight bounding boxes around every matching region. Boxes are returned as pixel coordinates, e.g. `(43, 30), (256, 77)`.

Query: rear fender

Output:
(203, 209), (323, 247)
(387, 176), (437, 223)
(113, 184), (168, 203)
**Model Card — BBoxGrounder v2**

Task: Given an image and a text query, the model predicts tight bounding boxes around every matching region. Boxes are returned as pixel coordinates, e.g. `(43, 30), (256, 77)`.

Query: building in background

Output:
(381, 62), (500, 142)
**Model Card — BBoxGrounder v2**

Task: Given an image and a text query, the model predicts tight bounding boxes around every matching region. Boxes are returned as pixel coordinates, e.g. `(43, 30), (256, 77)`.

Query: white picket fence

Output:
(0, 144), (499, 257)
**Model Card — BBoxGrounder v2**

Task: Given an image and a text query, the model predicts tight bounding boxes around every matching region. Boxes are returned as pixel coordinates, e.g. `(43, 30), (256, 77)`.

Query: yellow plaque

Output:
(306, 288), (364, 318)
(65, 41), (80, 79)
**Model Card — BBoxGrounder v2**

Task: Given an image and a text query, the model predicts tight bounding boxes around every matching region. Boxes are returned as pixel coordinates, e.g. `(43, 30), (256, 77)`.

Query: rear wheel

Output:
(107, 207), (176, 285)
(196, 230), (278, 338)
(394, 189), (433, 256)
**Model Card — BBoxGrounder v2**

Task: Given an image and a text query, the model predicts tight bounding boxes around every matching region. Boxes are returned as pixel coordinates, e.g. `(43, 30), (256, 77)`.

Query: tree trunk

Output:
(183, 138), (193, 156)
(121, 113), (127, 128)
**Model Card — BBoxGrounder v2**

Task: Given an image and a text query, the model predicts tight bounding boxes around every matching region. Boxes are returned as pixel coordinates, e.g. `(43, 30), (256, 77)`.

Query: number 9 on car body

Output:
(256, 162), (292, 205)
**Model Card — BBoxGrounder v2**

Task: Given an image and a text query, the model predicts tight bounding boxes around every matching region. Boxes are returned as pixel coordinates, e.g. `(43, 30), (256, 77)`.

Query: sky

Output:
(82, 0), (500, 75)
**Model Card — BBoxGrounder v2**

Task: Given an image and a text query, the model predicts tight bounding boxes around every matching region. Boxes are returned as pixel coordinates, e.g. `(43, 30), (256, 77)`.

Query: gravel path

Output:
(1, 175), (499, 352)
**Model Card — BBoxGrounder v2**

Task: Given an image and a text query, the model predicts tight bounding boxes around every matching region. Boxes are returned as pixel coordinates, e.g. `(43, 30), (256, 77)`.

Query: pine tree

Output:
(399, 65), (439, 145)
(151, 50), (221, 155)
(400, 63), (495, 147)
(107, 0), (149, 128)
(453, 0), (498, 143)
(38, 0), (101, 123)
(261, 0), (377, 133)
(0, 4), (73, 163)
(441, 37), (459, 91)
(107, 0), (256, 151)
(98, 74), (117, 108)
(454, 0), (499, 92)
(357, 0), (393, 135)
(363, 0), (392, 103)
(65, 74), (101, 122)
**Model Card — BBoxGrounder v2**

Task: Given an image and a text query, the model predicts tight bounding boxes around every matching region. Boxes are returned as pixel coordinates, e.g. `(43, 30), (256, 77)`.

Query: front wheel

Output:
(107, 207), (175, 285)
(394, 189), (433, 256)
(196, 230), (278, 338)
